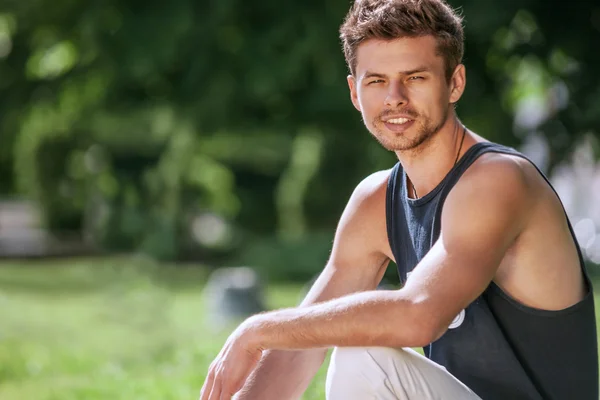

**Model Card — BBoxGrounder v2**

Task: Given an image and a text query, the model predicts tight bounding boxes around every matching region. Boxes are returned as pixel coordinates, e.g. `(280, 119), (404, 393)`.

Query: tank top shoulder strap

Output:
(442, 142), (516, 189)
(431, 142), (520, 245)
(386, 162), (412, 272)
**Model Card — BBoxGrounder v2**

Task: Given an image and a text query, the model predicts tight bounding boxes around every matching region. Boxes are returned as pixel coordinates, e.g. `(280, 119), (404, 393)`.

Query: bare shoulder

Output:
(449, 151), (538, 214)
(440, 151), (537, 249)
(351, 169), (392, 201)
(330, 168), (394, 266)
(461, 151), (534, 195)
(337, 168), (392, 232)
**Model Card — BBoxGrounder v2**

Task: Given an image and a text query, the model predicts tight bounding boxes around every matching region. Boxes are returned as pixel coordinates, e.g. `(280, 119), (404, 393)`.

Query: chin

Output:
(373, 136), (412, 152)
(370, 128), (411, 149)
(377, 132), (433, 153)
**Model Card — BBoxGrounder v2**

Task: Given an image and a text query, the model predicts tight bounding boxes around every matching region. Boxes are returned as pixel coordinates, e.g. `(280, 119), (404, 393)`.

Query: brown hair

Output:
(339, 0), (464, 81)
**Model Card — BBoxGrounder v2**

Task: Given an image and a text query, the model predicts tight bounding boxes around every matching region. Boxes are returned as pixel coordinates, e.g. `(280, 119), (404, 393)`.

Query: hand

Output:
(199, 319), (264, 400)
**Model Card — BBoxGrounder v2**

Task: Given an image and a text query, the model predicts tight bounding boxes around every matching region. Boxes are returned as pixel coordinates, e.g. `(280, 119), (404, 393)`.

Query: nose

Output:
(384, 81), (408, 108)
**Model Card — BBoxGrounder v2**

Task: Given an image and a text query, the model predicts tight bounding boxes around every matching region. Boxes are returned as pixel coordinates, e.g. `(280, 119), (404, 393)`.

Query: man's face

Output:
(348, 35), (463, 152)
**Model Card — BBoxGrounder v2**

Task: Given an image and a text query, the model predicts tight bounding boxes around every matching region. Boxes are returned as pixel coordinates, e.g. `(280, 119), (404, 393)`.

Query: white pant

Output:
(326, 347), (481, 400)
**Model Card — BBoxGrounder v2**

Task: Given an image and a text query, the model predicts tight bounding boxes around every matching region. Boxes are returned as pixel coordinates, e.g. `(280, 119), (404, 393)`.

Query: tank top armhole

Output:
(500, 149), (595, 289)
(440, 143), (593, 294)
(386, 163), (403, 270)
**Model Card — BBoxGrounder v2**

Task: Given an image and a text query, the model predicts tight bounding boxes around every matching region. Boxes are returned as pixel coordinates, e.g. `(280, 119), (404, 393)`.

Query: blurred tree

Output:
(0, 0), (598, 265)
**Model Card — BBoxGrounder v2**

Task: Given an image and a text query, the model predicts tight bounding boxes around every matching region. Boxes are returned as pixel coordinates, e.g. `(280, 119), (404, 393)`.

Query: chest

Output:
(387, 197), (444, 284)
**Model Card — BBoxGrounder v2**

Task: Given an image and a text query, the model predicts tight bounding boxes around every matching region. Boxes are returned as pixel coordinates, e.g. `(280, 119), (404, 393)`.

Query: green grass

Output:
(0, 257), (329, 400)
(1, 258), (599, 400)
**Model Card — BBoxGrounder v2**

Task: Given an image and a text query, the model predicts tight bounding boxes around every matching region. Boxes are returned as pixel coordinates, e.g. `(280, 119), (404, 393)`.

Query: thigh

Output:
(326, 347), (481, 400)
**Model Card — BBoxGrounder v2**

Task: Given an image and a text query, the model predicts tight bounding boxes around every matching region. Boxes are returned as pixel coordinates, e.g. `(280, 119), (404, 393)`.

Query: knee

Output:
(329, 346), (404, 371)
(326, 347), (404, 398)
(326, 347), (371, 399)
(329, 346), (371, 370)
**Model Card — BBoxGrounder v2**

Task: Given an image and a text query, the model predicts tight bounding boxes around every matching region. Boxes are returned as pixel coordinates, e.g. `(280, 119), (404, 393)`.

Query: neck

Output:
(396, 114), (471, 199)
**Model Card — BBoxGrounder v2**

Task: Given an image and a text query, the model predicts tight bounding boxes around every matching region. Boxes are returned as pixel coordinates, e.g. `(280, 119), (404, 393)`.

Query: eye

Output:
(367, 79), (385, 85)
(408, 76), (425, 81)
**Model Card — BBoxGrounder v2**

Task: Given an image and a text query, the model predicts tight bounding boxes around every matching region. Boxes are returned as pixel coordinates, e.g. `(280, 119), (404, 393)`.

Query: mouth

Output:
(382, 117), (415, 133)
(385, 117), (413, 125)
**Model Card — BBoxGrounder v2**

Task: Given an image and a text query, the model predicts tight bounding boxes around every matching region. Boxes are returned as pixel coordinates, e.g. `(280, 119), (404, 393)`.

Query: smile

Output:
(382, 118), (415, 134)
(386, 118), (412, 124)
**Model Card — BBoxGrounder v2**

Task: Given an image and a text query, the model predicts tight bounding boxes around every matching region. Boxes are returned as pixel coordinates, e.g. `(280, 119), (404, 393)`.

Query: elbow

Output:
(416, 323), (447, 347)
(391, 294), (449, 348)
(403, 322), (441, 348)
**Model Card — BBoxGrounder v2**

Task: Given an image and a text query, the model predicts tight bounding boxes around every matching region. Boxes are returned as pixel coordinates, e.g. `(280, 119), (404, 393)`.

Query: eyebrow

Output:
(362, 66), (431, 79)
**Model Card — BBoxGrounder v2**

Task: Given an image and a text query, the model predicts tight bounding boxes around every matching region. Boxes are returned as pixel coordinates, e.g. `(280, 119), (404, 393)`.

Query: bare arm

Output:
(233, 170), (392, 400)
(241, 156), (532, 353)
(201, 155), (534, 400)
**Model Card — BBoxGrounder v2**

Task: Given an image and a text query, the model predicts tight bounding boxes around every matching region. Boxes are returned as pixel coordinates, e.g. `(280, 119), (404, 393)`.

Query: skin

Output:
(199, 35), (586, 400)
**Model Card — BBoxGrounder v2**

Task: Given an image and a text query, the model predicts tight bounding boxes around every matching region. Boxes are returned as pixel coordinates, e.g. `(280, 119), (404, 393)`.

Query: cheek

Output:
(357, 87), (384, 114)
(411, 84), (448, 114)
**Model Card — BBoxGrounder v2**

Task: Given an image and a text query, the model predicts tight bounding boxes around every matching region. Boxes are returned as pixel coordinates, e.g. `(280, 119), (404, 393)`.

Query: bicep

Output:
(301, 171), (391, 306)
(401, 158), (532, 334)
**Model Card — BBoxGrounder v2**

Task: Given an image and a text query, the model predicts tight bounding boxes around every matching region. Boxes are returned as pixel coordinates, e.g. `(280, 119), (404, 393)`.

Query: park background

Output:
(1, 0), (600, 398)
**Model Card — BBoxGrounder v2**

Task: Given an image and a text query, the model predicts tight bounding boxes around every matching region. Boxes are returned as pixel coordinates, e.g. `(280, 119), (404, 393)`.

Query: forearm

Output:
(233, 267), (361, 399)
(233, 349), (326, 400)
(250, 289), (432, 351)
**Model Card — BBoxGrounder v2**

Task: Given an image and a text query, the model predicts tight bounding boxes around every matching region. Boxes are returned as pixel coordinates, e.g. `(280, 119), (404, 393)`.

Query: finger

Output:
(208, 372), (222, 400)
(199, 367), (216, 400)
(199, 381), (212, 400)
(221, 361), (252, 400)
(222, 369), (245, 400)
(220, 382), (234, 400)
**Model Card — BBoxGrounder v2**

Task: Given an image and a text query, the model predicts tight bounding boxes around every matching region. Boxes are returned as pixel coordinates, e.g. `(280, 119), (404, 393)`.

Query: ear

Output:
(347, 75), (361, 112)
(449, 64), (466, 104)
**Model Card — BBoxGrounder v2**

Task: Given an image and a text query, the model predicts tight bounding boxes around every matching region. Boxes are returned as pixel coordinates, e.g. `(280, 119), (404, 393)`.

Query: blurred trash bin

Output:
(203, 266), (266, 330)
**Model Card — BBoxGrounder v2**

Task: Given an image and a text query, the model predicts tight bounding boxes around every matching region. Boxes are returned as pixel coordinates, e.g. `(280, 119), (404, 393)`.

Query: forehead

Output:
(354, 35), (443, 77)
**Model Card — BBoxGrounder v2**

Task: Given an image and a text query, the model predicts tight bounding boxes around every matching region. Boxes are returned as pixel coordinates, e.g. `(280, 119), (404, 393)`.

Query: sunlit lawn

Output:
(2, 257), (600, 400)
(0, 257), (329, 400)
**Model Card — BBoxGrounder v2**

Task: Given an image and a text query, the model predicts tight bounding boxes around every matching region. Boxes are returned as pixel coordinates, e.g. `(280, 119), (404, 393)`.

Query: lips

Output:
(386, 117), (412, 124)
(380, 112), (416, 132)
(383, 118), (415, 133)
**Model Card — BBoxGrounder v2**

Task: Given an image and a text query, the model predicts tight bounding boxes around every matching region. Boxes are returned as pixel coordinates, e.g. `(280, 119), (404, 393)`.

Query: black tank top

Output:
(385, 142), (598, 400)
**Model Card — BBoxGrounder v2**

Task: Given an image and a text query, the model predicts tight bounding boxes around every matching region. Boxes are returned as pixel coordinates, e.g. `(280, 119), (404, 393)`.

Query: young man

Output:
(200, 1), (598, 399)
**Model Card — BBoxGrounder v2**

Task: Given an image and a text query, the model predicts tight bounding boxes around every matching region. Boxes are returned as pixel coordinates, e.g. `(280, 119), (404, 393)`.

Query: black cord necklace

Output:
(412, 125), (467, 199)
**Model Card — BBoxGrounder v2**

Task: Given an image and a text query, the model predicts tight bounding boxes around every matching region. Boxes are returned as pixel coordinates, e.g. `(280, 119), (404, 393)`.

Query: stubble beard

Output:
(368, 108), (448, 153)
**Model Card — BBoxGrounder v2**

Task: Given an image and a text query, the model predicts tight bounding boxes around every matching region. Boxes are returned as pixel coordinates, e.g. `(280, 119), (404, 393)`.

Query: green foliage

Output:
(238, 232), (335, 282)
(0, 0), (599, 262)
